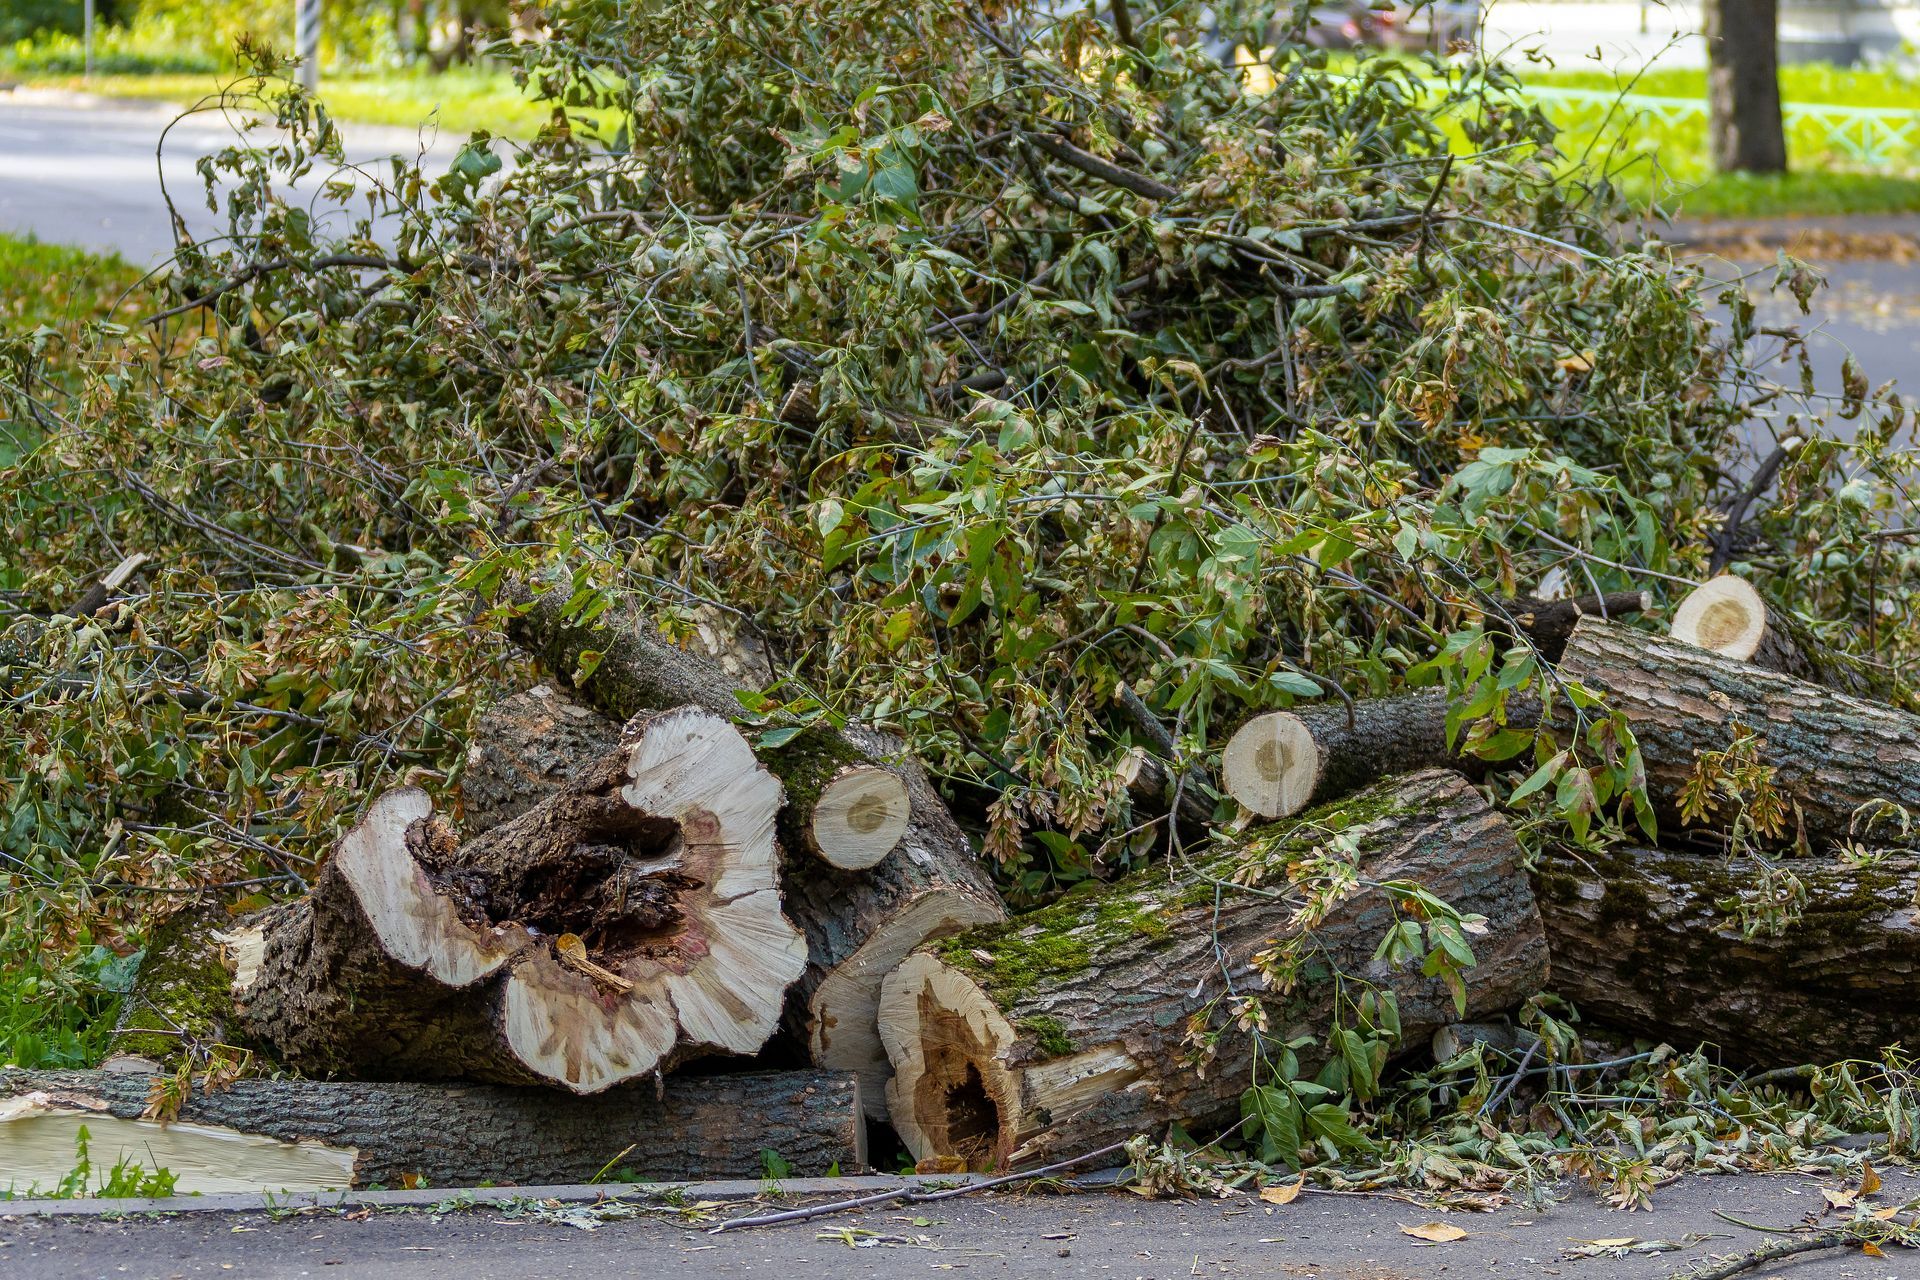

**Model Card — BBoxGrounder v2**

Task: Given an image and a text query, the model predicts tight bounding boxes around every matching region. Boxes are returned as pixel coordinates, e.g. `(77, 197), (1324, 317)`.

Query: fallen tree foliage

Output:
(3, 0), (1920, 1199)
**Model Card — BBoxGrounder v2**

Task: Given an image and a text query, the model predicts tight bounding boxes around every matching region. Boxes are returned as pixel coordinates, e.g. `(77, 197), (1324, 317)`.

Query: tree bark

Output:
(1221, 691), (1541, 819)
(0, 1068), (865, 1191)
(236, 706), (806, 1093)
(1498, 591), (1651, 662)
(1532, 844), (1920, 1067)
(877, 770), (1549, 1169)
(496, 587), (1006, 1117)
(1670, 574), (1891, 702)
(1555, 619), (1920, 851)
(1705, 0), (1787, 174)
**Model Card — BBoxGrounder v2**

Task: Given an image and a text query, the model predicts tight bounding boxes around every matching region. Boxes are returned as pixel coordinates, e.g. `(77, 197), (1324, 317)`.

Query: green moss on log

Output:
(112, 906), (251, 1066)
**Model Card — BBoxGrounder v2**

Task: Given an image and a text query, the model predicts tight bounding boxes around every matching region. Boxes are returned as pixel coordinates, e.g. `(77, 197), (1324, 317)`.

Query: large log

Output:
(1669, 574), (1892, 702)
(0, 1068), (865, 1193)
(236, 706), (806, 1093)
(1532, 844), (1920, 1066)
(497, 587), (1006, 1116)
(1556, 618), (1920, 851)
(876, 770), (1549, 1169)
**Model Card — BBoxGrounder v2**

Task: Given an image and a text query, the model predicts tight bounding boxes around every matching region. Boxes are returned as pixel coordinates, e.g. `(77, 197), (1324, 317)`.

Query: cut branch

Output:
(1533, 843), (1920, 1067)
(493, 584), (1006, 1113)
(1669, 574), (1890, 701)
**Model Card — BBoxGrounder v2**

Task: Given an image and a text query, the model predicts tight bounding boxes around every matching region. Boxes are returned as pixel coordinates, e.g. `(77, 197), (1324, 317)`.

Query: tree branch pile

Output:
(4, 0), (1920, 1201)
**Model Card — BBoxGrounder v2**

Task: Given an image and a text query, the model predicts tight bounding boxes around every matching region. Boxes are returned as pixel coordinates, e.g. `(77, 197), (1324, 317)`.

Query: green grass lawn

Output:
(1510, 61), (1920, 218)
(0, 232), (153, 1069)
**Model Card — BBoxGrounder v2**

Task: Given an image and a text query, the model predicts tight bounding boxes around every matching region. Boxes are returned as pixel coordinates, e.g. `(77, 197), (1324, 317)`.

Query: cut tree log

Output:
(1555, 618), (1920, 851)
(1220, 691), (1542, 820)
(0, 1067), (864, 1193)
(876, 770), (1549, 1169)
(497, 585), (1006, 1116)
(1533, 843), (1920, 1066)
(1669, 574), (1888, 701)
(236, 705), (807, 1093)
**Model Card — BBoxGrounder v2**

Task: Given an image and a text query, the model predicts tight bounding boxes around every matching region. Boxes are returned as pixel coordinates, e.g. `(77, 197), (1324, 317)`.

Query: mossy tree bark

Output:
(877, 770), (1549, 1169)
(1532, 844), (1920, 1067)
(235, 706), (806, 1093)
(493, 584), (1007, 1116)
(1555, 619), (1920, 851)
(0, 1068), (865, 1190)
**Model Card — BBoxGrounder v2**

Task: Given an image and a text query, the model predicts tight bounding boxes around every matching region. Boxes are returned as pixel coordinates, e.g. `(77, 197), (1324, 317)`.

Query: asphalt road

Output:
(0, 90), (456, 264)
(4, 1170), (1917, 1279)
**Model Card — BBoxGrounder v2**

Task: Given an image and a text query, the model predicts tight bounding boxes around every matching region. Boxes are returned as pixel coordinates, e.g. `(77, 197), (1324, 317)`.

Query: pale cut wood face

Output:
(490, 705), (806, 1094)
(1221, 710), (1321, 818)
(1670, 574), (1767, 661)
(811, 765), (911, 869)
(0, 1095), (356, 1196)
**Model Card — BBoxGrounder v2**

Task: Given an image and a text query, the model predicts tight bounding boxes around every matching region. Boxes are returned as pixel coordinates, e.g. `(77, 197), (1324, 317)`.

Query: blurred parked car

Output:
(1294, 2), (1479, 52)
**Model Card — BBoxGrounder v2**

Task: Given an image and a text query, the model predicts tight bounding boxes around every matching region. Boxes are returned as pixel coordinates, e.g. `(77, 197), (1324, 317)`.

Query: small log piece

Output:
(1533, 843), (1920, 1066)
(877, 770), (1549, 1169)
(1556, 618), (1920, 851)
(236, 706), (806, 1093)
(1670, 574), (1889, 701)
(498, 586), (1007, 1116)
(0, 1068), (864, 1192)
(1220, 691), (1542, 820)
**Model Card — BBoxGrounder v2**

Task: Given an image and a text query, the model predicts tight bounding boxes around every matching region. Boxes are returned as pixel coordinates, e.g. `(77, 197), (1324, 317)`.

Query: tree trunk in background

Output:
(1705, 0), (1787, 174)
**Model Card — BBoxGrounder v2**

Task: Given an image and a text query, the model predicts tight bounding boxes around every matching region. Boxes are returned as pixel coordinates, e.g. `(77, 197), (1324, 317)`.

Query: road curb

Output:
(0, 1174), (991, 1219)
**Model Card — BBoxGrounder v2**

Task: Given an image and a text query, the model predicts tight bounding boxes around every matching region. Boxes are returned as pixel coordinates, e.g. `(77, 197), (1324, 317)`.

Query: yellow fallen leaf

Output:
(1859, 1161), (1882, 1198)
(1863, 1242), (1886, 1257)
(1260, 1177), (1305, 1206)
(1822, 1188), (1856, 1210)
(1871, 1206), (1901, 1221)
(1586, 1238), (1637, 1248)
(1400, 1222), (1468, 1243)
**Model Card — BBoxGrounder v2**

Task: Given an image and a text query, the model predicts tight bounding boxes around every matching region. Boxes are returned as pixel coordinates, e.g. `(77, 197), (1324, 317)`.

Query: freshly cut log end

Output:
(809, 765), (912, 869)
(1670, 574), (1768, 661)
(879, 770), (1549, 1170)
(237, 706), (807, 1093)
(1220, 710), (1319, 818)
(484, 704), (806, 1092)
(1667, 573), (1886, 699)
(0, 1068), (866, 1192)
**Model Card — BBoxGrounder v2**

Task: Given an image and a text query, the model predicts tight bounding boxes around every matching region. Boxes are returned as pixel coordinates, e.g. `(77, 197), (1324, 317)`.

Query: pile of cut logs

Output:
(5, 574), (1917, 1190)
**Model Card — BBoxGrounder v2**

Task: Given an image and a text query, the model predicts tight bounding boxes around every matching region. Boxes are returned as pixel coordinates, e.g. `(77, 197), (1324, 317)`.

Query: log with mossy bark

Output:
(876, 770), (1549, 1170)
(229, 705), (806, 1093)
(1669, 574), (1894, 702)
(0, 1067), (864, 1193)
(1555, 618), (1920, 851)
(496, 585), (1007, 1115)
(1532, 844), (1920, 1067)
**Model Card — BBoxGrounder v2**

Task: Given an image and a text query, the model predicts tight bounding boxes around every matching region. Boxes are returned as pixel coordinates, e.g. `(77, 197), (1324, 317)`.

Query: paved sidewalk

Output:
(4, 1169), (1916, 1279)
